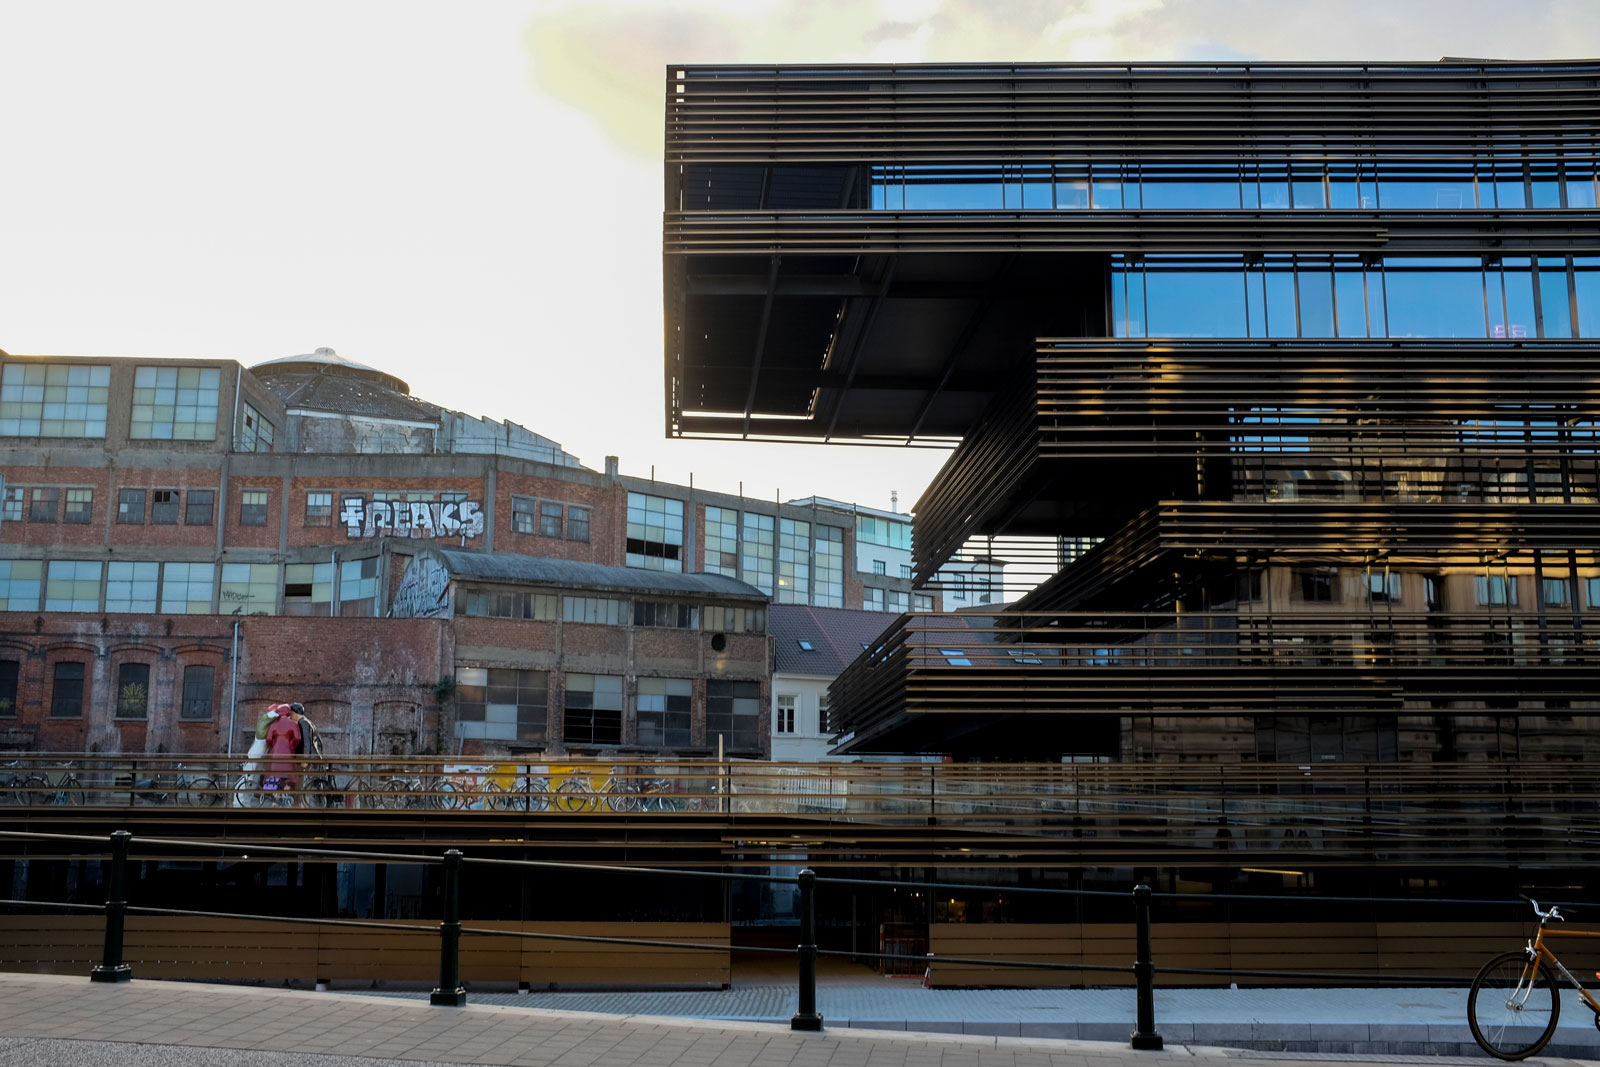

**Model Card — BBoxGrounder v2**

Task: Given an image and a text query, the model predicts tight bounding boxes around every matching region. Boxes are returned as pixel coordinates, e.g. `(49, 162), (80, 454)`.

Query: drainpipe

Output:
(226, 619), (240, 755)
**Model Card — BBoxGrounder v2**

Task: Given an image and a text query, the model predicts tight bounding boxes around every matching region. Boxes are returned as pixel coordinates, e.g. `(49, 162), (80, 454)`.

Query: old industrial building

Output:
(0, 346), (926, 760)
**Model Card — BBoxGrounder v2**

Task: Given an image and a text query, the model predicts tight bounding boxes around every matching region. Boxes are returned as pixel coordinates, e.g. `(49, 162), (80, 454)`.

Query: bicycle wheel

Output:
(301, 776), (338, 809)
(20, 775), (49, 807)
(1468, 950), (1561, 1060)
(232, 774), (268, 808)
(181, 776), (222, 807)
(552, 775), (594, 813)
(56, 775), (85, 805)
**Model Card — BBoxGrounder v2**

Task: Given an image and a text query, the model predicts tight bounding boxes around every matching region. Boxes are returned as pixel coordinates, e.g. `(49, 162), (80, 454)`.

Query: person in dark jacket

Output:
(287, 703), (324, 758)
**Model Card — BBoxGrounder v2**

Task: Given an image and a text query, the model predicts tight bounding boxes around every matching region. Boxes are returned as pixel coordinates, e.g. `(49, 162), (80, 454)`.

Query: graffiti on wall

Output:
(390, 555), (452, 619)
(340, 496), (485, 540)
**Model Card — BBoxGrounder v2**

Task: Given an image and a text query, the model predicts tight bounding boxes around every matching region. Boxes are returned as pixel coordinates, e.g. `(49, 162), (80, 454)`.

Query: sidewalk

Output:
(369, 963), (1600, 1060)
(2, 970), (1597, 1067)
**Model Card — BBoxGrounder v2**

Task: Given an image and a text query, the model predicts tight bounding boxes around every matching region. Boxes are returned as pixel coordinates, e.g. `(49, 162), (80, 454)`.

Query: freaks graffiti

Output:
(340, 496), (485, 540)
(389, 555), (452, 619)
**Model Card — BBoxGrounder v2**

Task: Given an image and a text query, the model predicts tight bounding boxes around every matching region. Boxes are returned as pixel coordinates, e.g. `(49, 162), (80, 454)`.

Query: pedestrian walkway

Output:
(2, 970), (1597, 1067)
(365, 957), (1600, 1060)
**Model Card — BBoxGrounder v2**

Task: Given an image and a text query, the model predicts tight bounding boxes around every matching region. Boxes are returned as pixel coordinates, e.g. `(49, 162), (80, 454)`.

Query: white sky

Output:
(3, 0), (1598, 511)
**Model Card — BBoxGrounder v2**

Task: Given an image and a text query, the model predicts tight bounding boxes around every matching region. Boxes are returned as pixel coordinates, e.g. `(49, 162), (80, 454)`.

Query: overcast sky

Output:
(3, 0), (1597, 512)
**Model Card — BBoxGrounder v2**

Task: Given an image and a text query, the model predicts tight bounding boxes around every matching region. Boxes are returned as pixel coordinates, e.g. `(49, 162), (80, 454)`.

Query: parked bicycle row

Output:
(0, 759), (723, 811)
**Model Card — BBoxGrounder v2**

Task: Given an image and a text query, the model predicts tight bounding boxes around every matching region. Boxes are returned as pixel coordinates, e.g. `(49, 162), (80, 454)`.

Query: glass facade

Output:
(1114, 255), (1599, 340)
(871, 160), (1600, 213)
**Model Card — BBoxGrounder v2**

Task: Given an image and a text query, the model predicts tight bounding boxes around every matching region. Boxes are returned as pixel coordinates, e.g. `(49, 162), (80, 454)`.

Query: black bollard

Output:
(1130, 883), (1163, 1050)
(790, 868), (823, 1031)
(90, 830), (132, 983)
(430, 850), (467, 1005)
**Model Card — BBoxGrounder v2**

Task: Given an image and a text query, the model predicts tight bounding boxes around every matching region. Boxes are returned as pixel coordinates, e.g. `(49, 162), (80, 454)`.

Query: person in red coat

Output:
(263, 711), (303, 798)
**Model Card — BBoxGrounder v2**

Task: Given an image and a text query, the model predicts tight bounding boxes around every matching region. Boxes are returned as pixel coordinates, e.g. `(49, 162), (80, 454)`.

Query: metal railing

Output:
(4, 827), (1592, 1049)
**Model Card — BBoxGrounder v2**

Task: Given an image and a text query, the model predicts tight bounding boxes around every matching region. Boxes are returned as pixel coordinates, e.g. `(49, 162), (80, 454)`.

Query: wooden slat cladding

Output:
(927, 922), (1600, 987)
(1034, 339), (1600, 459)
(0, 917), (730, 988)
(667, 64), (1600, 164)
(665, 210), (1600, 257)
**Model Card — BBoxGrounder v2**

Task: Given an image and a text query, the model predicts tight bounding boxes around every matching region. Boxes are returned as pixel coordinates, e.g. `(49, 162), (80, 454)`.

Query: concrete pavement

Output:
(1, 970), (1597, 1067)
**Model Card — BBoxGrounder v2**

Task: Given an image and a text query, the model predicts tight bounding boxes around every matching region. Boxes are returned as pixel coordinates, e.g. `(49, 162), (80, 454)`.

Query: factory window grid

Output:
(777, 518), (810, 604)
(44, 560), (101, 612)
(130, 366), (220, 440)
(1, 487), (21, 523)
(702, 604), (765, 633)
(459, 589), (558, 620)
(636, 678), (691, 748)
(149, 489), (179, 525)
(106, 561), (159, 613)
(0, 362), (110, 438)
(741, 512), (775, 593)
(305, 491), (333, 527)
(813, 525), (844, 607)
(511, 495), (536, 534)
(283, 563), (333, 616)
(634, 601), (697, 628)
(63, 488), (93, 524)
(455, 667), (549, 744)
(704, 506), (740, 576)
(564, 673), (623, 746)
(180, 665), (214, 720)
(707, 679), (760, 753)
(626, 492), (684, 572)
(161, 562), (215, 614)
(239, 402), (275, 452)
(29, 488), (58, 523)
(337, 557), (379, 615)
(0, 561), (43, 611)
(220, 563), (278, 615)
(185, 490), (214, 526)
(239, 489), (269, 526)
(50, 661), (85, 717)
(540, 502), (563, 538)
(566, 505), (590, 542)
(563, 596), (626, 626)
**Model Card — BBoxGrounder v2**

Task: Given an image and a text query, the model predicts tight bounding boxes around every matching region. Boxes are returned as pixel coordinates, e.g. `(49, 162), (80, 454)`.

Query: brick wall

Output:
(0, 613), (449, 756)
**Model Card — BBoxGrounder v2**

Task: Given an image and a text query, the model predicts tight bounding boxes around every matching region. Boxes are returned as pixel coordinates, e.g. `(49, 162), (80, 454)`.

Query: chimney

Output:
(605, 455), (619, 479)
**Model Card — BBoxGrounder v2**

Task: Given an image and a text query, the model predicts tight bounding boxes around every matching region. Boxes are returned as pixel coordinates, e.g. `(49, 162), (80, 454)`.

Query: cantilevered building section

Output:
(664, 61), (1600, 761)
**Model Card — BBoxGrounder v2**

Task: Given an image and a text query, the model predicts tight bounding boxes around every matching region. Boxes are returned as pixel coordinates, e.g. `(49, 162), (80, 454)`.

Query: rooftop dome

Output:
(249, 347), (411, 395)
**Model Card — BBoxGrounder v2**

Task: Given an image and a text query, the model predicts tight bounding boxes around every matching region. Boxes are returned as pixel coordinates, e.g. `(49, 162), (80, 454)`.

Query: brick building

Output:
(0, 347), (923, 759)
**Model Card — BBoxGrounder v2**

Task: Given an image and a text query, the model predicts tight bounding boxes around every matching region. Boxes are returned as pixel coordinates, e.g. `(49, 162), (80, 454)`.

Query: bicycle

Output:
(135, 764), (221, 807)
(28, 763), (85, 806)
(0, 761), (34, 805)
(1467, 898), (1600, 1059)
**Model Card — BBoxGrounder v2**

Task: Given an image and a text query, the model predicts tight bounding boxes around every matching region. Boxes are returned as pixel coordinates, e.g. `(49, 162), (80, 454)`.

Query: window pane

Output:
(117, 662), (150, 718)
(1382, 259), (1487, 337)
(181, 665), (214, 720)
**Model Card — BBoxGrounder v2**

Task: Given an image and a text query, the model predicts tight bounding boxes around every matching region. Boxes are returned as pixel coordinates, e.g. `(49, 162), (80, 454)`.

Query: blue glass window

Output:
(1494, 258), (1537, 340)
(1140, 165), (1240, 209)
(1055, 168), (1090, 209)
(1334, 266), (1370, 337)
(1575, 257), (1600, 338)
(1297, 264), (1336, 336)
(1143, 261), (1248, 336)
(1539, 259), (1573, 338)
(1381, 259), (1487, 337)
(1529, 165), (1562, 209)
(1378, 168), (1477, 210)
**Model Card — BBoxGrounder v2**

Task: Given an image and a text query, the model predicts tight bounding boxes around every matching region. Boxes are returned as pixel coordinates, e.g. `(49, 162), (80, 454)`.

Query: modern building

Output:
(0, 346), (926, 760)
(663, 60), (1600, 763)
